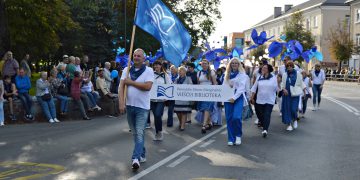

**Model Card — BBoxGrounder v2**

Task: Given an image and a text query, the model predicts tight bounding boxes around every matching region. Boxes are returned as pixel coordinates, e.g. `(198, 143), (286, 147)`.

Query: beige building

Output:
(243, 0), (349, 68)
(227, 32), (245, 49)
(346, 0), (360, 70)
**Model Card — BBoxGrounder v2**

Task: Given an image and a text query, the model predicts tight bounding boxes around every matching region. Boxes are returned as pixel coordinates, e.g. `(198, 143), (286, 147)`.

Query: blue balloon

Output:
(111, 70), (119, 79)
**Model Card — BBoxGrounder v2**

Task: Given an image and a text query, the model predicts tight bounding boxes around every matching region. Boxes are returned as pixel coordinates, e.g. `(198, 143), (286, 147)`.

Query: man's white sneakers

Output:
(262, 130), (268, 138)
(254, 119), (259, 125)
(54, 118), (60, 123)
(227, 142), (234, 146)
(132, 159), (140, 170)
(49, 119), (55, 123)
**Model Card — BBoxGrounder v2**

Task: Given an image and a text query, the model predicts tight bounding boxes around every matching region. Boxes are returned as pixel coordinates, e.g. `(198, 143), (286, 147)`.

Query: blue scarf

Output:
(130, 64), (146, 81)
(177, 76), (186, 84)
(171, 73), (178, 83)
(258, 74), (273, 81)
(287, 69), (297, 86)
(230, 70), (239, 80)
(315, 70), (320, 77)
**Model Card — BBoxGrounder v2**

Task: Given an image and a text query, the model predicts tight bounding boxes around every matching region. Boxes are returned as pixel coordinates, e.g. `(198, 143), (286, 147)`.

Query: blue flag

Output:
(135, 0), (192, 67)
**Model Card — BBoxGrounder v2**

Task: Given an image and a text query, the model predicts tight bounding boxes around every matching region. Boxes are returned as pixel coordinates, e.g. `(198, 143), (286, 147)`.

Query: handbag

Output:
(41, 93), (52, 101)
(290, 86), (303, 97)
(57, 83), (69, 96)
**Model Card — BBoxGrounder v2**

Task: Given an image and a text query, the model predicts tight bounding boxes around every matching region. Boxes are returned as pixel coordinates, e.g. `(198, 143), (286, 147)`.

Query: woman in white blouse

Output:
(300, 70), (312, 118)
(197, 59), (217, 134)
(223, 58), (248, 145)
(250, 64), (278, 137)
(311, 63), (325, 111)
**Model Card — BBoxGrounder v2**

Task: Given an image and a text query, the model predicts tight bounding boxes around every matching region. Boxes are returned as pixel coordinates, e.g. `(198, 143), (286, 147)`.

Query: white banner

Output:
(150, 84), (234, 102)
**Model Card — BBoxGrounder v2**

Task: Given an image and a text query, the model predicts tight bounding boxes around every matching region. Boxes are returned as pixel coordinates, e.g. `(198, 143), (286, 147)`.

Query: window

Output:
(357, 9), (360, 23)
(313, 16), (318, 28)
(306, 18), (311, 30)
(235, 38), (244, 48)
(356, 34), (360, 46)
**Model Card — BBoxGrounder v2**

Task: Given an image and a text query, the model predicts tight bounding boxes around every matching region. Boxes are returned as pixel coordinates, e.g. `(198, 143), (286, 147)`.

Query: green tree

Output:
(5, 0), (78, 62)
(284, 11), (315, 60)
(250, 45), (266, 61)
(327, 20), (353, 71)
(0, 0), (10, 57)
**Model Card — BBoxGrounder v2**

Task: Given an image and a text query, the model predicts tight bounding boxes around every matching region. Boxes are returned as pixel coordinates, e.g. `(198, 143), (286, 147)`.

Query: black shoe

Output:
(83, 117), (91, 120)
(185, 120), (192, 124)
(201, 126), (206, 134)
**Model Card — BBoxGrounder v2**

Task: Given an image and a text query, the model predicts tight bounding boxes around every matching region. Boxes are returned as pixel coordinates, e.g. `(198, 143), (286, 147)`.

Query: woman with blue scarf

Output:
(281, 61), (306, 131)
(197, 59), (217, 134)
(166, 65), (178, 127)
(311, 63), (325, 111)
(223, 58), (247, 145)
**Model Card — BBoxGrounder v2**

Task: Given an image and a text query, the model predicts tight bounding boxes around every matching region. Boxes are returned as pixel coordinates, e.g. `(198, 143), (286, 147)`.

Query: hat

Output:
(63, 55), (69, 58)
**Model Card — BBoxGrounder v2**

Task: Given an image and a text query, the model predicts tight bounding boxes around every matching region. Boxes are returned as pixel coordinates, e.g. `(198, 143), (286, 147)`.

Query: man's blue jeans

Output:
(36, 96), (57, 120)
(18, 92), (33, 116)
(56, 95), (69, 113)
(312, 84), (322, 105)
(84, 92), (99, 108)
(127, 106), (149, 160)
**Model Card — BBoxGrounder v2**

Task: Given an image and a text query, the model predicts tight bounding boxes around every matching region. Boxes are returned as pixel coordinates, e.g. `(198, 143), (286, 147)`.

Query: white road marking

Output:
(324, 97), (353, 113)
(167, 156), (190, 168)
(327, 97), (359, 113)
(199, 139), (216, 148)
(128, 126), (226, 180)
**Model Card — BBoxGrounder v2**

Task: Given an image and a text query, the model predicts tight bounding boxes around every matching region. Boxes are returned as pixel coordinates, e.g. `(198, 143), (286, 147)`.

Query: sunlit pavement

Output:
(1, 81), (360, 180)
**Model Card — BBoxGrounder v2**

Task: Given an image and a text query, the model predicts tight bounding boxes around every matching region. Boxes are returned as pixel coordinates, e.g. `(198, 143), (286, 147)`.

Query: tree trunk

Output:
(0, 0), (10, 57)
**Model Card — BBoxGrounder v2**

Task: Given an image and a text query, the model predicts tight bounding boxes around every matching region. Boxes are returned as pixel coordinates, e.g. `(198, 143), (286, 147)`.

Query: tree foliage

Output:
(250, 45), (266, 61)
(284, 11), (315, 59)
(0, 0), (10, 57)
(3, 0), (221, 64)
(327, 20), (353, 70)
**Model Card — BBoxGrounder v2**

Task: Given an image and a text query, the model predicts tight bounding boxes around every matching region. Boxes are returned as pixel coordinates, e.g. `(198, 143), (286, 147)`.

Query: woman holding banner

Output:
(250, 64), (278, 138)
(223, 58), (247, 145)
(197, 59), (217, 134)
(174, 66), (193, 131)
(151, 60), (171, 141)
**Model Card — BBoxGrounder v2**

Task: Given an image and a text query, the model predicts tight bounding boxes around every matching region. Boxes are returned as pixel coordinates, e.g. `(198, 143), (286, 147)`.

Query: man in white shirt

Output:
(119, 48), (154, 170)
(310, 63), (325, 110)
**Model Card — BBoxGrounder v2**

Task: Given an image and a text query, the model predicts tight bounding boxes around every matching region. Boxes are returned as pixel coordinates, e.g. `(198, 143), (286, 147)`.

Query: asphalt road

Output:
(0, 81), (359, 180)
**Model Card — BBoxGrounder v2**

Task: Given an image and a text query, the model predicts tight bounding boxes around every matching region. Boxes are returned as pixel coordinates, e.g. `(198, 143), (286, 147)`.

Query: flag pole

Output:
(124, 0), (138, 101)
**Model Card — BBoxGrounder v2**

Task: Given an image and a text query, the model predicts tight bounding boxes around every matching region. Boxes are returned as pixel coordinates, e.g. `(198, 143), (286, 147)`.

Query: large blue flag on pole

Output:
(134, 0), (192, 67)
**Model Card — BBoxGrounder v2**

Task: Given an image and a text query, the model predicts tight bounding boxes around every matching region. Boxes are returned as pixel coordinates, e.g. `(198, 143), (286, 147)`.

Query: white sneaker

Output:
(49, 119), (55, 123)
(312, 106), (317, 111)
(254, 119), (259, 125)
(286, 125), (293, 131)
(293, 121), (298, 129)
(132, 159), (140, 170)
(227, 142), (234, 146)
(0, 122), (4, 126)
(96, 105), (102, 111)
(235, 137), (241, 145)
(53, 118), (60, 123)
(139, 157), (146, 163)
(317, 105), (320, 110)
(262, 130), (268, 138)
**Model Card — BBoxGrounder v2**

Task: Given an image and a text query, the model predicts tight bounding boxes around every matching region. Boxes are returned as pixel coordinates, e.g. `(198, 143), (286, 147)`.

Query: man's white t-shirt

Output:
(121, 66), (154, 110)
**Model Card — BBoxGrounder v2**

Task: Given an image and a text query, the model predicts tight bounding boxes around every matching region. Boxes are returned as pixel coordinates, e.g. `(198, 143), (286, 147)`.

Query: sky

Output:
(208, 0), (309, 46)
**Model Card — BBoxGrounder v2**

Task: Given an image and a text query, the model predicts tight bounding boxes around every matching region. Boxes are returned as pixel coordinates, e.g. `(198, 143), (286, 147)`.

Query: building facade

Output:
(243, 0), (349, 69)
(227, 32), (245, 50)
(346, 0), (360, 71)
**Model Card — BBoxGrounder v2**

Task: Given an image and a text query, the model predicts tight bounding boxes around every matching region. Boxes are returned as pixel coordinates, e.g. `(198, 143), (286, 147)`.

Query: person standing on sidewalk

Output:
(311, 63), (325, 111)
(119, 48), (154, 170)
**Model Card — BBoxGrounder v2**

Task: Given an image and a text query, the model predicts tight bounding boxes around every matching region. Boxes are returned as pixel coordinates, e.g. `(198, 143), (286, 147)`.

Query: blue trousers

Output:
(167, 100), (175, 126)
(36, 97), (57, 120)
(56, 95), (69, 113)
(0, 101), (4, 124)
(127, 106), (149, 160)
(151, 102), (165, 133)
(18, 92), (33, 115)
(312, 84), (322, 105)
(282, 95), (299, 125)
(224, 96), (244, 143)
(84, 92), (99, 108)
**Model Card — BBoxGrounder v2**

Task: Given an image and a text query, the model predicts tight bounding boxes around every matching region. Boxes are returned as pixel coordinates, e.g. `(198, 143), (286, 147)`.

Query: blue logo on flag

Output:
(135, 0), (192, 67)
(157, 86), (174, 98)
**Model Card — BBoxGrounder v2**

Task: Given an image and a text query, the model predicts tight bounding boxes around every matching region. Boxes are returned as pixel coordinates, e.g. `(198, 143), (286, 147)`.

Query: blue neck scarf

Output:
(230, 70), (239, 80)
(315, 70), (320, 77)
(130, 65), (146, 81)
(259, 74), (273, 81)
(177, 76), (186, 84)
(171, 73), (178, 83)
(287, 69), (297, 86)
